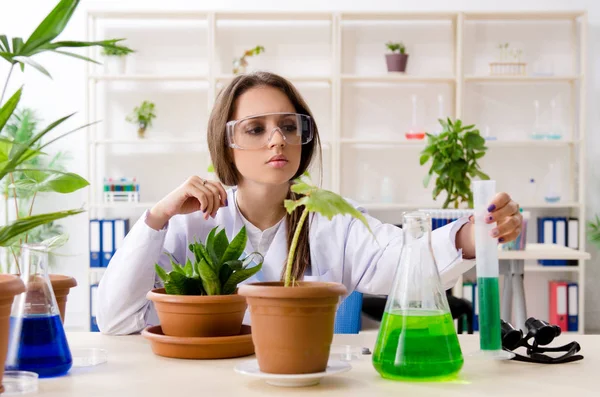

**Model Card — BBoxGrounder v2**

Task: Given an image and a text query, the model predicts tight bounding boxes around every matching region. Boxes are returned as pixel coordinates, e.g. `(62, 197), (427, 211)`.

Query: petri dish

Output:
(1, 371), (38, 395)
(71, 348), (108, 367)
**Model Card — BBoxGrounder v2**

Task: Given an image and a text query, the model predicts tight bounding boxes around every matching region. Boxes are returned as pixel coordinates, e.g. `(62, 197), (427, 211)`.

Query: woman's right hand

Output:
(146, 176), (228, 230)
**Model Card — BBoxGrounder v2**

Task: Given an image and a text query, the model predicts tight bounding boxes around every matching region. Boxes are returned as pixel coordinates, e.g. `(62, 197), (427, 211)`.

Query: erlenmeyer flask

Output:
(372, 211), (463, 381)
(5, 244), (72, 378)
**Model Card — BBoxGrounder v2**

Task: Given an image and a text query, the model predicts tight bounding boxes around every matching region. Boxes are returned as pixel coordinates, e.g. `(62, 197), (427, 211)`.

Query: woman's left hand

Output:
(485, 192), (523, 243)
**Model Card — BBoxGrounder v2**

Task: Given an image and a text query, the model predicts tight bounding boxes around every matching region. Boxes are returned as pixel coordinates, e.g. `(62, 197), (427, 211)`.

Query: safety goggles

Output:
(501, 317), (583, 364)
(226, 112), (313, 150)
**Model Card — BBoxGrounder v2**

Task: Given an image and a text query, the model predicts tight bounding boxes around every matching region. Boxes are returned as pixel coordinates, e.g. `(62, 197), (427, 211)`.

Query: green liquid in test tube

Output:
(472, 180), (513, 359)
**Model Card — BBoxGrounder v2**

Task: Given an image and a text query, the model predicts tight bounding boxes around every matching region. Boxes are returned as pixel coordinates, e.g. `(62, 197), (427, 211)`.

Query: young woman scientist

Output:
(97, 71), (522, 335)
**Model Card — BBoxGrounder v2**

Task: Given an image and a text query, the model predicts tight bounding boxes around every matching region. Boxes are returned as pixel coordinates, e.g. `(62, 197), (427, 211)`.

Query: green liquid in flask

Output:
(372, 310), (463, 381)
(477, 277), (502, 350)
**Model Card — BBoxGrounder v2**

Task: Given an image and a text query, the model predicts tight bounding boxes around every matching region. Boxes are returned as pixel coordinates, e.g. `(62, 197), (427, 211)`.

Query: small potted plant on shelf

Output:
(238, 173), (375, 375)
(147, 226), (263, 338)
(385, 41), (408, 73)
(420, 118), (490, 209)
(233, 45), (265, 75)
(126, 100), (156, 139)
(101, 44), (134, 74)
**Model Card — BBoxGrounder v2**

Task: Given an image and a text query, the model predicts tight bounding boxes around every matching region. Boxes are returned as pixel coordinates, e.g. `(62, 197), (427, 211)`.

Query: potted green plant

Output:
(101, 44), (134, 74)
(0, 0), (133, 388)
(385, 41), (408, 73)
(238, 173), (374, 375)
(233, 45), (265, 75)
(587, 215), (600, 249)
(147, 225), (263, 338)
(420, 118), (490, 209)
(126, 100), (156, 138)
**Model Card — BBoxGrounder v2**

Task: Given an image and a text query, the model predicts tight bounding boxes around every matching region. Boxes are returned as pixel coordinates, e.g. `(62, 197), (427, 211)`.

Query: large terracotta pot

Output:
(0, 274), (26, 393)
(49, 274), (77, 323)
(238, 281), (347, 374)
(146, 288), (247, 337)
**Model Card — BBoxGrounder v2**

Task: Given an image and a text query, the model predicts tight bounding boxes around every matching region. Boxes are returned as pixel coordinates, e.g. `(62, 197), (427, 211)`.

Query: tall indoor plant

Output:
(238, 173), (374, 375)
(0, 0), (132, 389)
(420, 118), (490, 209)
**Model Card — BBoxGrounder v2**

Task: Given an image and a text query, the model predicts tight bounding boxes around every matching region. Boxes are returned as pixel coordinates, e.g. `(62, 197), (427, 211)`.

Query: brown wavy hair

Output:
(207, 71), (322, 282)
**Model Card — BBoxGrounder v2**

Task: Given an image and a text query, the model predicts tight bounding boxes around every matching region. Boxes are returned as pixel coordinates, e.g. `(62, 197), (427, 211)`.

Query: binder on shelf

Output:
(567, 282), (579, 332)
(101, 219), (115, 267)
(549, 281), (568, 332)
(90, 283), (99, 332)
(113, 218), (130, 252)
(567, 218), (579, 266)
(89, 219), (102, 268)
(537, 217), (569, 266)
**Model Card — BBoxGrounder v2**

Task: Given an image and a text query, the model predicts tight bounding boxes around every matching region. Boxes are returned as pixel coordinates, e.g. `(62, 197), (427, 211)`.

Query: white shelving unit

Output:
(83, 9), (589, 332)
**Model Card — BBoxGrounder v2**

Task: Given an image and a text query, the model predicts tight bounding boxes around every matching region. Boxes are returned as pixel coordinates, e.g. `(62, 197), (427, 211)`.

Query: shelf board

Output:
(464, 11), (585, 21)
(341, 12), (457, 21)
(216, 74), (331, 83)
(519, 201), (581, 209)
(498, 244), (590, 261)
(363, 202), (581, 211)
(91, 138), (207, 145)
(524, 265), (580, 273)
(90, 74), (208, 82)
(87, 10), (209, 19)
(216, 11), (332, 21)
(464, 75), (579, 83)
(342, 74), (455, 84)
(340, 139), (578, 147)
(362, 203), (436, 211)
(90, 202), (154, 209)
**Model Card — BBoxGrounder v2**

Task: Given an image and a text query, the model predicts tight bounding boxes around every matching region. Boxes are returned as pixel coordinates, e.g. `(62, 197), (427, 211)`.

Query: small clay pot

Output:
(138, 122), (147, 138)
(0, 275), (26, 393)
(385, 53), (409, 72)
(146, 288), (247, 338)
(49, 274), (77, 323)
(238, 281), (347, 374)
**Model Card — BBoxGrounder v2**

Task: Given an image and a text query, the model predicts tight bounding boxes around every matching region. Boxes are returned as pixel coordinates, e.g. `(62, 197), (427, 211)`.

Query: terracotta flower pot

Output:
(238, 281), (347, 374)
(385, 53), (409, 72)
(49, 274), (77, 323)
(146, 288), (247, 337)
(0, 274), (26, 393)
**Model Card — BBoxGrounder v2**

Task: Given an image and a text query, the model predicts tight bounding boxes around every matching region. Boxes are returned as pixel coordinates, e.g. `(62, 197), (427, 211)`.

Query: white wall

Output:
(1, 0), (599, 332)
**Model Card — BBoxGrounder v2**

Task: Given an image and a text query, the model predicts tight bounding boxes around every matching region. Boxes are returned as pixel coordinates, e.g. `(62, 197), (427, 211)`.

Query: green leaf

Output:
(0, 52), (14, 64)
(164, 271), (187, 295)
(39, 233), (69, 250)
(51, 50), (101, 64)
(222, 262), (262, 295)
(13, 56), (52, 78)
(0, 35), (9, 52)
(155, 264), (169, 283)
(474, 151), (486, 159)
(472, 169), (491, 180)
(213, 228), (229, 264)
(20, 0), (79, 55)
(219, 263), (234, 286)
(11, 37), (24, 55)
(465, 132), (486, 149)
(221, 226), (246, 263)
(419, 153), (430, 166)
(223, 260), (243, 271)
(0, 88), (22, 133)
(0, 208), (84, 246)
(423, 173), (432, 188)
(285, 187), (373, 236)
(184, 258), (193, 277)
(14, 170), (89, 193)
(198, 258), (220, 295)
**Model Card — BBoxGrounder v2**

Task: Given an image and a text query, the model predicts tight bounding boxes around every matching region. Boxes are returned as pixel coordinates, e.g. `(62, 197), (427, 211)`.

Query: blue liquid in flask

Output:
(8, 314), (72, 378)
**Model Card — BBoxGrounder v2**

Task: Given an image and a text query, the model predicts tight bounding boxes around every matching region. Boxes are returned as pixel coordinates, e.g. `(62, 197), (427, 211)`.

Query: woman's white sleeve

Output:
(96, 211), (185, 335)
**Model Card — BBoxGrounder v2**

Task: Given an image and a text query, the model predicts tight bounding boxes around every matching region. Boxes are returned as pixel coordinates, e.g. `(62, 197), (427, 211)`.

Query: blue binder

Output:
(90, 283), (99, 332)
(101, 219), (115, 267)
(537, 217), (568, 266)
(567, 282), (579, 332)
(89, 219), (102, 268)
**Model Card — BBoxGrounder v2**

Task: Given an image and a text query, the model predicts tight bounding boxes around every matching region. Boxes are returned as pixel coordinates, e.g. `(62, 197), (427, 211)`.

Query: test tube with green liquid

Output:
(472, 180), (513, 359)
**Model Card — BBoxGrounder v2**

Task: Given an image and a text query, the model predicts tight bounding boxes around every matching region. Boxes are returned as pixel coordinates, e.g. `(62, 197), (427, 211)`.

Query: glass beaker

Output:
(5, 244), (72, 378)
(372, 212), (463, 381)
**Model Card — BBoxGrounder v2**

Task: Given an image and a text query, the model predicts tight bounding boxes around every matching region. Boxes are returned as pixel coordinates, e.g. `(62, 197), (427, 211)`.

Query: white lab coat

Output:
(96, 187), (475, 335)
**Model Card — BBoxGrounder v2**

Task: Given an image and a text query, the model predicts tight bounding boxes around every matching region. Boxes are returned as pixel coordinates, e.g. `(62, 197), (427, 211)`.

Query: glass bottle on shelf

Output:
(543, 161), (562, 203)
(531, 100), (545, 140)
(405, 95), (425, 140)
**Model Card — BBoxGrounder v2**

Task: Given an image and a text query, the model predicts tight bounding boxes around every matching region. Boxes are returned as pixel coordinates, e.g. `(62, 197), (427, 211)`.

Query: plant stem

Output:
(9, 173), (18, 220)
(284, 207), (309, 287)
(1, 64), (15, 106)
(10, 247), (20, 275)
(24, 192), (37, 244)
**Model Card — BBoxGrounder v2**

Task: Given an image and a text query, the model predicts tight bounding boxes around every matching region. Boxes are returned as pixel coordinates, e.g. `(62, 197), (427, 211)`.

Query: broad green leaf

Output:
(0, 208), (84, 246)
(284, 188), (373, 236)
(223, 260), (243, 271)
(213, 229), (229, 265)
(289, 180), (316, 196)
(11, 37), (24, 55)
(14, 170), (89, 194)
(206, 227), (219, 269)
(39, 233), (69, 250)
(51, 50), (100, 64)
(164, 271), (187, 295)
(474, 151), (486, 159)
(155, 264), (169, 282)
(0, 88), (22, 133)
(198, 258), (220, 295)
(21, 0), (79, 55)
(222, 263), (262, 295)
(422, 173), (432, 188)
(472, 169), (491, 180)
(419, 153), (430, 166)
(0, 35), (9, 52)
(13, 56), (52, 78)
(37, 38), (126, 51)
(465, 132), (485, 149)
(0, 52), (14, 64)
(219, 263), (234, 286)
(170, 261), (185, 275)
(184, 257), (193, 277)
(221, 226), (246, 263)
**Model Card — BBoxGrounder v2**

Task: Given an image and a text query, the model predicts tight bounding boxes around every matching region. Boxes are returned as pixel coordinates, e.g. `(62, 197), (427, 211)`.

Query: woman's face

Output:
(230, 86), (302, 187)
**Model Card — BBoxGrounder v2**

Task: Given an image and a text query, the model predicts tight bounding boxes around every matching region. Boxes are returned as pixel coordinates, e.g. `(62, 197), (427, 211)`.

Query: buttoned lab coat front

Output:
(97, 187), (475, 335)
